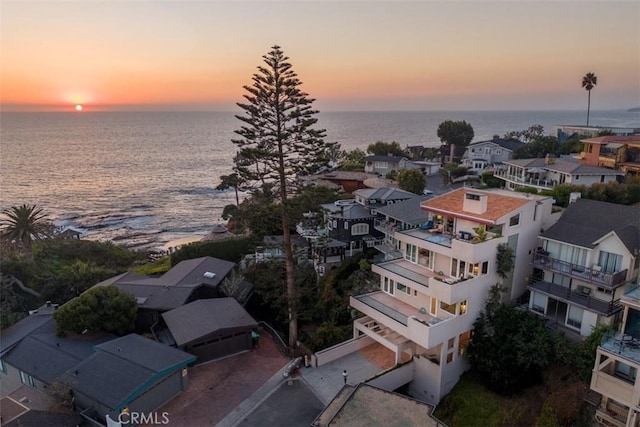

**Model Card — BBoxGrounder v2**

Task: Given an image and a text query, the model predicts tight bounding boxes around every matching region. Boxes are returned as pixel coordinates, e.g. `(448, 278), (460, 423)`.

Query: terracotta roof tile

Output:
(420, 188), (530, 224)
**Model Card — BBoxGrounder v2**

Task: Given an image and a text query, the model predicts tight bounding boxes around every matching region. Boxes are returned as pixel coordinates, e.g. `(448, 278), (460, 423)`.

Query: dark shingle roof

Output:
(1, 317), (114, 384)
(162, 298), (258, 347)
(96, 256), (237, 310)
(0, 312), (53, 355)
(354, 187), (416, 202)
(469, 138), (525, 151)
(3, 410), (84, 427)
(62, 334), (195, 411)
(542, 199), (640, 252)
(375, 196), (429, 224)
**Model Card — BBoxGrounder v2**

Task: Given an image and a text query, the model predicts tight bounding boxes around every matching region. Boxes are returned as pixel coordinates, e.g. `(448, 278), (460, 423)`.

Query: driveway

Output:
(158, 335), (288, 426)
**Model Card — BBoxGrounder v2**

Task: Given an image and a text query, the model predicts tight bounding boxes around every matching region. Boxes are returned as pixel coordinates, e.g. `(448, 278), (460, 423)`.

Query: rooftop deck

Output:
(600, 333), (640, 364)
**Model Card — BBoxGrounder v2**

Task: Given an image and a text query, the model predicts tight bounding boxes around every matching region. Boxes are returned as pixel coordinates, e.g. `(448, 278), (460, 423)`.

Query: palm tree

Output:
(0, 204), (50, 262)
(582, 72), (598, 126)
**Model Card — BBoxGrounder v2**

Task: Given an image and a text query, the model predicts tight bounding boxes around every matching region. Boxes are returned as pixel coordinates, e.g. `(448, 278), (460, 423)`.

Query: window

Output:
(481, 261), (489, 275)
(440, 301), (456, 315)
(446, 353), (454, 364)
(448, 338), (455, 349)
(344, 222), (349, 230)
(396, 283), (410, 294)
(509, 214), (520, 226)
(460, 300), (467, 315)
(384, 277), (390, 293)
(0, 359), (5, 374)
(575, 175), (580, 180)
(567, 305), (583, 329)
(471, 148), (475, 153)
(375, 161), (388, 168)
(532, 292), (546, 314)
(615, 361), (637, 383)
(405, 244), (417, 263)
(451, 258), (458, 277)
(496, 149), (502, 155)
(597, 287), (613, 295)
(20, 371), (36, 388)
(351, 223), (369, 235)
(331, 220), (337, 228)
(552, 273), (570, 288)
(598, 251), (622, 274)
(600, 175), (605, 183)
(466, 193), (480, 201)
(430, 298), (437, 315)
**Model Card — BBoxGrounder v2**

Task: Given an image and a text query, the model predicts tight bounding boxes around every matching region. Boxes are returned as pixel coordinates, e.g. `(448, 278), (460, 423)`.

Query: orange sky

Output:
(1, 1), (639, 112)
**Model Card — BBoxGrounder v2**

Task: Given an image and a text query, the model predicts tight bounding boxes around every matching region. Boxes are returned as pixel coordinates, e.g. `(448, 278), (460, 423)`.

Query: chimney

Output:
(544, 154), (555, 165)
(463, 192), (488, 214)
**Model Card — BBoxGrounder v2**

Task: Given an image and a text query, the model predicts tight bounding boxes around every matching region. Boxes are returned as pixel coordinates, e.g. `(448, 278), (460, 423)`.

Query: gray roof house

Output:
(1, 306), (197, 426)
(61, 334), (195, 424)
(363, 155), (409, 176)
(496, 156), (624, 192)
(161, 298), (258, 363)
(462, 136), (525, 172)
(354, 187), (417, 211)
(95, 256), (237, 333)
(528, 198), (640, 338)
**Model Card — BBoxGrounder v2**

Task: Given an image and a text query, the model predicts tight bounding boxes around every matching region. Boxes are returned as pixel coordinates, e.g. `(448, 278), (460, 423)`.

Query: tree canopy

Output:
(437, 120), (474, 161)
(466, 304), (556, 395)
(53, 285), (137, 336)
(397, 169), (425, 194)
(366, 141), (407, 157)
(1, 204), (54, 262)
(231, 45), (336, 347)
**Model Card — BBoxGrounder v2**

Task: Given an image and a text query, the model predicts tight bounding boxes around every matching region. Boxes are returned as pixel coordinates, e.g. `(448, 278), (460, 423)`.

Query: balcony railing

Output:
(494, 171), (554, 188)
(528, 279), (622, 316)
(532, 253), (628, 288)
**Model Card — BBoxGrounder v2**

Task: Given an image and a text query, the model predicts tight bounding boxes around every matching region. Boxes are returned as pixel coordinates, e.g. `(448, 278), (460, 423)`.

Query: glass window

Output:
(481, 261), (489, 275)
(440, 301), (456, 315)
(0, 359), (5, 374)
(430, 297), (437, 315)
(509, 214), (520, 226)
(351, 223), (369, 235)
(20, 371), (35, 388)
(598, 251), (622, 273)
(567, 305), (583, 329)
(615, 361), (637, 383)
(460, 300), (467, 315)
(405, 244), (417, 263)
(396, 283), (410, 294)
(532, 292), (546, 313)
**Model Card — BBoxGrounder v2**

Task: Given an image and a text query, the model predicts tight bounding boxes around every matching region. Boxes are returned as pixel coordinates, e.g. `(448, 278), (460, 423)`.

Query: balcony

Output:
(373, 258), (491, 304)
(528, 280), (622, 316)
(350, 291), (454, 349)
(494, 171), (554, 189)
(532, 253), (628, 288)
(600, 332), (640, 365)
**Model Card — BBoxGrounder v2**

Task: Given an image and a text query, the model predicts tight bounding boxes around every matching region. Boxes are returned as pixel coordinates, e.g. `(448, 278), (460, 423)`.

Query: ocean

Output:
(1, 109), (638, 251)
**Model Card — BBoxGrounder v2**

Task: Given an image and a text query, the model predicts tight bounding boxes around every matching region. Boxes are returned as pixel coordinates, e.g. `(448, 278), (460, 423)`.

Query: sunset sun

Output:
(75, 104), (83, 111)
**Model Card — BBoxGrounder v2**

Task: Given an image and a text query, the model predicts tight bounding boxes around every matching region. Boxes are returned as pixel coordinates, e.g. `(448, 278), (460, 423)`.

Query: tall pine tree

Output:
(232, 45), (336, 347)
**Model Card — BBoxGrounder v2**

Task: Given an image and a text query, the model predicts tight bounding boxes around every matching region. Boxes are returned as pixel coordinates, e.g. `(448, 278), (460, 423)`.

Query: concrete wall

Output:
(366, 361), (414, 390)
(314, 336), (375, 367)
(0, 361), (48, 397)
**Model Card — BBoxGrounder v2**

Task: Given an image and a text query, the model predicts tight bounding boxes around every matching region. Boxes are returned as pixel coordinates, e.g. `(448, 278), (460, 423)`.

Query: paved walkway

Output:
(220, 345), (390, 426)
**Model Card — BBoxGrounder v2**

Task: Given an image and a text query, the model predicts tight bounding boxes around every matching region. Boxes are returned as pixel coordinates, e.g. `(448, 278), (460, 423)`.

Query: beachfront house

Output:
(349, 188), (557, 404)
(495, 155), (624, 192)
(590, 283), (640, 427)
(528, 198), (640, 338)
(577, 135), (640, 176)
(461, 135), (525, 173)
(364, 155), (409, 176)
(94, 256), (237, 333)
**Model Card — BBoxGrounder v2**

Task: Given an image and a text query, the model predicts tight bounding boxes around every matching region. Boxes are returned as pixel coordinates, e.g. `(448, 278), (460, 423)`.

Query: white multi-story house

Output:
(495, 155), (624, 192)
(528, 198), (639, 338)
(461, 136), (525, 173)
(590, 283), (640, 427)
(349, 188), (556, 404)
